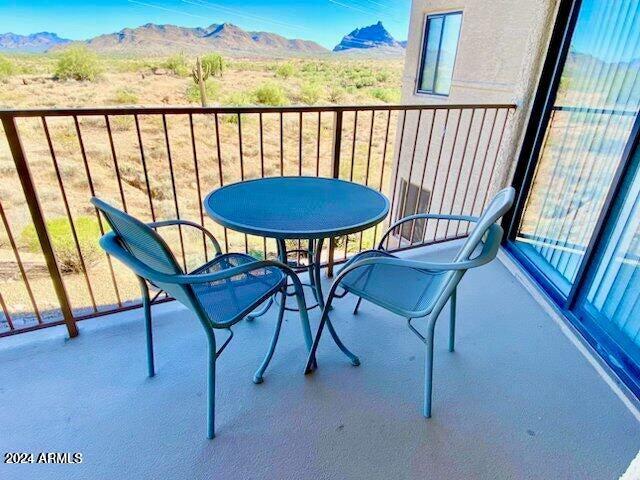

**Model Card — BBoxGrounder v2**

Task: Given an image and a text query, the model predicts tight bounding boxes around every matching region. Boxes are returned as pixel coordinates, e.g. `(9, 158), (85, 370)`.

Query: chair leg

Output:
(305, 306), (328, 374)
(207, 350), (216, 439)
(352, 297), (363, 315)
(423, 326), (435, 418)
(253, 291), (286, 384)
(449, 288), (457, 353)
(305, 289), (359, 374)
(138, 278), (155, 378)
(325, 318), (360, 366)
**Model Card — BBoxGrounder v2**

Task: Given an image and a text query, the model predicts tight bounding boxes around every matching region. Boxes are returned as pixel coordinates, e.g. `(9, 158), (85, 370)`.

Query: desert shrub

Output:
(327, 86), (345, 104)
(299, 82), (322, 105)
(113, 88), (138, 104)
(110, 116), (134, 131)
(186, 79), (219, 104)
(254, 82), (288, 106)
(118, 163), (146, 191)
(0, 55), (15, 79)
(248, 249), (265, 260)
(375, 70), (390, 83)
(54, 46), (101, 81)
(301, 61), (329, 74)
(275, 62), (295, 79)
(223, 91), (254, 106)
(164, 53), (189, 76)
(21, 216), (102, 274)
(341, 66), (377, 89)
(370, 87), (401, 103)
(201, 53), (224, 77)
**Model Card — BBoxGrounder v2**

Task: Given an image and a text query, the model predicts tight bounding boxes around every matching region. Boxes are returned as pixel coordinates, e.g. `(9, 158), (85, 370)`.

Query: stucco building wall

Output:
(391, 0), (559, 239)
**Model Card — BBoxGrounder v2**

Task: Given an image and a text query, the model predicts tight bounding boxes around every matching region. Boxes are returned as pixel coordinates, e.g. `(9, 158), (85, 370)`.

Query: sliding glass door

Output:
(578, 146), (640, 374)
(507, 0), (640, 395)
(514, 0), (640, 296)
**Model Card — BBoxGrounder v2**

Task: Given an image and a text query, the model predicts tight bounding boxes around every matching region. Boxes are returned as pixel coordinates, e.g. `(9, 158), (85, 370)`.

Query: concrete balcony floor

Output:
(1, 243), (638, 480)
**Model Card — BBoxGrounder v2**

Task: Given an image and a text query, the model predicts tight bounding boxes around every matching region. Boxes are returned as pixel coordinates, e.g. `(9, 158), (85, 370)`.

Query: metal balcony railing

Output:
(0, 103), (515, 337)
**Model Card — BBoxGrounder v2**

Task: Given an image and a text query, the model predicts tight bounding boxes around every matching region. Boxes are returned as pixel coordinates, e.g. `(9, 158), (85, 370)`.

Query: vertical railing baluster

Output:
(189, 113), (208, 261)
(258, 113), (267, 259)
(479, 108), (511, 211)
(237, 112), (248, 254)
(75, 116), (122, 307)
(213, 113), (229, 252)
(299, 111), (303, 176)
(444, 108), (476, 238)
(386, 110), (407, 250)
(409, 110), (437, 245)
(1, 115), (77, 337)
(316, 111), (321, 177)
(161, 114), (187, 271)
(343, 110), (359, 259)
(373, 110), (392, 247)
(433, 109), (464, 239)
(297, 111), (303, 263)
(105, 115), (127, 212)
(358, 110), (376, 252)
(42, 117), (98, 313)
(134, 115), (156, 222)
(0, 200), (43, 324)
(327, 109), (343, 277)
(0, 291), (13, 332)
(467, 108), (499, 233)
(455, 108), (487, 236)
(397, 109), (423, 248)
(420, 109), (451, 244)
(279, 112), (284, 176)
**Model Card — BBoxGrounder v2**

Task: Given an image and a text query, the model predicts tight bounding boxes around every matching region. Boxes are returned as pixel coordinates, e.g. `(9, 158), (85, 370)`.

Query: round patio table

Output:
(204, 176), (389, 311)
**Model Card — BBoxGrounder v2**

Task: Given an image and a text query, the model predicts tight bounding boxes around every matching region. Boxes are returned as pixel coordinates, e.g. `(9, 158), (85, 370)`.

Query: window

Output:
(417, 11), (462, 96)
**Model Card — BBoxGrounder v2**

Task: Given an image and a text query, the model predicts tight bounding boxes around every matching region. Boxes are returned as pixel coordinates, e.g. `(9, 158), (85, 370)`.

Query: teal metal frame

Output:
(304, 187), (515, 417)
(91, 198), (313, 439)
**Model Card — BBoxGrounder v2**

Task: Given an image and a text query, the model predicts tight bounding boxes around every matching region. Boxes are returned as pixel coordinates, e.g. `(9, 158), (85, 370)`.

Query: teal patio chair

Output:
(91, 198), (313, 439)
(304, 187), (515, 418)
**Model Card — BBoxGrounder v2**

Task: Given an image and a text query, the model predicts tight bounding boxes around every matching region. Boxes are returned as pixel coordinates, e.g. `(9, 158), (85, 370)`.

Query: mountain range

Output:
(0, 32), (71, 52)
(333, 21), (405, 53)
(0, 21), (406, 57)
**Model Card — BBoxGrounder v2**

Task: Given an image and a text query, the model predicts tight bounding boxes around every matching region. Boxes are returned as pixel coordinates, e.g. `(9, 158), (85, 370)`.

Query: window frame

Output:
(416, 10), (463, 97)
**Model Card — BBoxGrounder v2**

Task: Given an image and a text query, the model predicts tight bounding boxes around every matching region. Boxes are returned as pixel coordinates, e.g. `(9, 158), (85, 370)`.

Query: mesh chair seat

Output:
(339, 250), (451, 316)
(191, 253), (286, 325)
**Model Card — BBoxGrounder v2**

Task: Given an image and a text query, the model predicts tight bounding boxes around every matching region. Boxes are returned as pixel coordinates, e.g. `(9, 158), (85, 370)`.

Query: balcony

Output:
(0, 104), (638, 479)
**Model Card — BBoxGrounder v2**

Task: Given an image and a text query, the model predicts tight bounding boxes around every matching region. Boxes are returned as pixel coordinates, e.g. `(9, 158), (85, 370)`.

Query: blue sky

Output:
(1, 0), (412, 49)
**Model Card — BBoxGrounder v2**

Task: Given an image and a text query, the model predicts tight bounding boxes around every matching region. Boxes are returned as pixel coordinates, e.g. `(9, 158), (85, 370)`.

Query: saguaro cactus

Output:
(192, 57), (212, 106)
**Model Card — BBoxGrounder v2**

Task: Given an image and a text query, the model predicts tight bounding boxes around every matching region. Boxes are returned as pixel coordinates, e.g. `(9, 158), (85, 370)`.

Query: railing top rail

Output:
(0, 103), (517, 118)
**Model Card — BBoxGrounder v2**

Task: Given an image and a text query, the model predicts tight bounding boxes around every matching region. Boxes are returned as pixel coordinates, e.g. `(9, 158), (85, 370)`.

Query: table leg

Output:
(311, 237), (325, 310)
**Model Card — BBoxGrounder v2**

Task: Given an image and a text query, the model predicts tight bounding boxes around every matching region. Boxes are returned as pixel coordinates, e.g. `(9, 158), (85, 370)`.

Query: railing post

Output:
(326, 110), (343, 278)
(1, 115), (78, 338)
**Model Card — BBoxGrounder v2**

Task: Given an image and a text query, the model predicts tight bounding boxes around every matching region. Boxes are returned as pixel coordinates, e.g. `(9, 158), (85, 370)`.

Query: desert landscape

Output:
(0, 41), (406, 331)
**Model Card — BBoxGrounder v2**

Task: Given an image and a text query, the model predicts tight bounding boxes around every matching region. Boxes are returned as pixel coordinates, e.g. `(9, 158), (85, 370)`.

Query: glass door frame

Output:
(502, 0), (640, 397)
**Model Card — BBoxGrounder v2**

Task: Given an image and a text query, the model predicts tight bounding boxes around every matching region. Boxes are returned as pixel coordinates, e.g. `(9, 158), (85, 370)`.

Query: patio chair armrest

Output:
(377, 213), (479, 249)
(148, 219), (222, 256)
(337, 224), (502, 284)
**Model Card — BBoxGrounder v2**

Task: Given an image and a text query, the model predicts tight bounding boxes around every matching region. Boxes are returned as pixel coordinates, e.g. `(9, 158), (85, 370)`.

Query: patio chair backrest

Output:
(454, 187), (515, 263)
(91, 198), (183, 275)
(90, 198), (201, 311)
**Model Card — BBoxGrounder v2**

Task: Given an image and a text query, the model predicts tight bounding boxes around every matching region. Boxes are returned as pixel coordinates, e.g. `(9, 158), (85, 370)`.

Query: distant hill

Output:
(58, 22), (327, 56)
(0, 32), (71, 52)
(333, 21), (405, 55)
